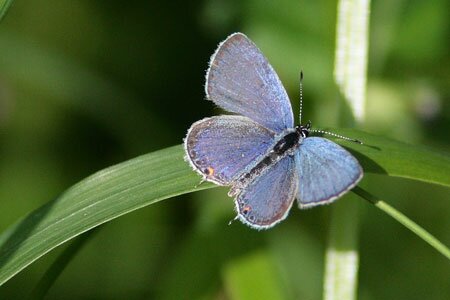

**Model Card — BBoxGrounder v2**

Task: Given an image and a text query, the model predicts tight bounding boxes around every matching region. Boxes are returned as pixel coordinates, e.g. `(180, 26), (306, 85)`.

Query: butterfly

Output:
(184, 32), (363, 229)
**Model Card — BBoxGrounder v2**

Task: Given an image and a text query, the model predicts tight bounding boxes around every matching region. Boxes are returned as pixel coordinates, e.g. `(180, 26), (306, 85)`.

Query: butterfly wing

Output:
(295, 137), (363, 208)
(235, 155), (298, 229)
(206, 32), (294, 134)
(185, 115), (276, 185)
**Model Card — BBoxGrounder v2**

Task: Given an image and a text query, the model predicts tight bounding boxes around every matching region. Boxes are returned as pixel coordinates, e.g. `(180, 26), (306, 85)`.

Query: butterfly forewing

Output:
(236, 155), (298, 229)
(295, 137), (363, 208)
(185, 115), (276, 185)
(206, 33), (294, 133)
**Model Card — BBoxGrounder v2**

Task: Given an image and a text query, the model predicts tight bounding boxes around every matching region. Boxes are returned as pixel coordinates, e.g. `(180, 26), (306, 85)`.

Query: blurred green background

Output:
(0, 0), (449, 299)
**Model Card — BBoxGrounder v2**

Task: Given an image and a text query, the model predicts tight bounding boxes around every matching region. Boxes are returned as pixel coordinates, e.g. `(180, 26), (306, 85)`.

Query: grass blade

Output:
(29, 228), (100, 299)
(0, 0), (13, 22)
(353, 186), (450, 260)
(0, 131), (448, 286)
(329, 129), (450, 188)
(0, 145), (211, 286)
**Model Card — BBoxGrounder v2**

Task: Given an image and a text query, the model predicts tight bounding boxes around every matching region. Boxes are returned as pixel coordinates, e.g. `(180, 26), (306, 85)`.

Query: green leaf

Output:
(353, 186), (450, 260)
(0, 130), (449, 286)
(0, 0), (14, 22)
(29, 228), (99, 299)
(331, 129), (450, 187)
(0, 145), (210, 286)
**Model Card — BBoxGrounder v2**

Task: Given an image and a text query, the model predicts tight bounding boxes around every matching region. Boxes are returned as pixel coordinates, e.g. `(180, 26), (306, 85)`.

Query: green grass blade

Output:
(0, 131), (448, 286)
(331, 129), (450, 187)
(0, 145), (211, 286)
(327, 0), (370, 297)
(0, 0), (14, 22)
(324, 195), (360, 300)
(29, 228), (100, 299)
(353, 186), (450, 260)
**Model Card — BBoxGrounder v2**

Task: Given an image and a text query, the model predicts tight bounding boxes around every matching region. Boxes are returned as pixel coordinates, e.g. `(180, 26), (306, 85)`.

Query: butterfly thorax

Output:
(229, 125), (308, 197)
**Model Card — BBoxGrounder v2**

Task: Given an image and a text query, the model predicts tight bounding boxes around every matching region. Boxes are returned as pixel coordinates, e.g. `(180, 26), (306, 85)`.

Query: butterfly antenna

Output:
(310, 129), (363, 144)
(299, 71), (304, 124)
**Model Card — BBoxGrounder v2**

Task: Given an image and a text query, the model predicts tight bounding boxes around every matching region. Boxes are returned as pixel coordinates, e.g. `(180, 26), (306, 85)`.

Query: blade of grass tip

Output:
(325, 0), (370, 300)
(29, 227), (100, 299)
(0, 0), (14, 22)
(352, 186), (450, 260)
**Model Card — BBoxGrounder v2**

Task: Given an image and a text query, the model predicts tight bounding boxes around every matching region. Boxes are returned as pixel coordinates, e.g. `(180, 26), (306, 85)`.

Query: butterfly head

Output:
(297, 120), (311, 138)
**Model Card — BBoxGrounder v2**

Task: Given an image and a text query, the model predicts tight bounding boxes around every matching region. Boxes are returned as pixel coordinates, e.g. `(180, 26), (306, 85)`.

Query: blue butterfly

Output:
(184, 33), (363, 229)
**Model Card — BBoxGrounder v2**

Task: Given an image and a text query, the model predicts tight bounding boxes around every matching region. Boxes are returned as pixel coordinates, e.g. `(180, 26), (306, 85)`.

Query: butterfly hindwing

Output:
(235, 155), (298, 229)
(185, 115), (276, 185)
(295, 137), (363, 208)
(206, 33), (294, 133)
